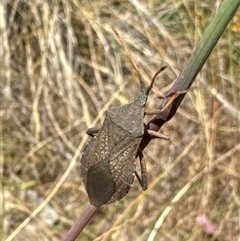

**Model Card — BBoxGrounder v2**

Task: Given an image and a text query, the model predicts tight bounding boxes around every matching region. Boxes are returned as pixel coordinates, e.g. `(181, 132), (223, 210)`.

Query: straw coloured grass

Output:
(2, 0), (240, 240)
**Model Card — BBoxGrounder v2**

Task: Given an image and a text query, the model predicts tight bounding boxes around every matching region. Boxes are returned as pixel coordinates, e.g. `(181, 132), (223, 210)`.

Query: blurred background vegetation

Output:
(1, 0), (240, 240)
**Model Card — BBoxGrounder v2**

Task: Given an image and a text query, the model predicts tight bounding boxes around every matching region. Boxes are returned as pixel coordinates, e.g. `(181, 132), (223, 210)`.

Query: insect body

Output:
(80, 29), (169, 207)
(81, 67), (168, 207)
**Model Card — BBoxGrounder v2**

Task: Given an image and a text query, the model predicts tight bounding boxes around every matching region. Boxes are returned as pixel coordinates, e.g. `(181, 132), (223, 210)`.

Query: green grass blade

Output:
(159, 0), (240, 119)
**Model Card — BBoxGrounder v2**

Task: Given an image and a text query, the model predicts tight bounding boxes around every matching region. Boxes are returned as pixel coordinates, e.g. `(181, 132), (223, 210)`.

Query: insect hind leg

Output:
(135, 150), (148, 190)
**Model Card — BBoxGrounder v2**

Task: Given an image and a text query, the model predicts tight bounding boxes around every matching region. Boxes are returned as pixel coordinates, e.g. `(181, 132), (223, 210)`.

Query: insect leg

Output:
(146, 129), (169, 140)
(86, 127), (99, 136)
(135, 150), (148, 190)
(160, 89), (189, 112)
(144, 89), (189, 115)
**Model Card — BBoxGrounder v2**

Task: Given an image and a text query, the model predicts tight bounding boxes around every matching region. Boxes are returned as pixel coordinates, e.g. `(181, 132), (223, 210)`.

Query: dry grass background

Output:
(1, 0), (240, 240)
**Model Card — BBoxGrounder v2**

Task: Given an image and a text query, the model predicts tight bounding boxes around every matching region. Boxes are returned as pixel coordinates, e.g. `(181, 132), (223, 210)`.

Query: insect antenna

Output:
(112, 28), (146, 92)
(146, 65), (168, 95)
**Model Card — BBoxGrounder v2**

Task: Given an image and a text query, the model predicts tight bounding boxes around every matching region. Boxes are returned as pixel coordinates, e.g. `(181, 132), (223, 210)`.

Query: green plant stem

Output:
(172, 0), (240, 92)
(140, 0), (239, 151)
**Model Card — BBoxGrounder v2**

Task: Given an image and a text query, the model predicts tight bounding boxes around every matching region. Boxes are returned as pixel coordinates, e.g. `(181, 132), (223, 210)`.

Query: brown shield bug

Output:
(80, 29), (169, 207)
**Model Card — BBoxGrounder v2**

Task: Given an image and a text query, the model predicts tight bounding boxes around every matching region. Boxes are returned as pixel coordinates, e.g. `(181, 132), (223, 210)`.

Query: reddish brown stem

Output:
(63, 204), (98, 241)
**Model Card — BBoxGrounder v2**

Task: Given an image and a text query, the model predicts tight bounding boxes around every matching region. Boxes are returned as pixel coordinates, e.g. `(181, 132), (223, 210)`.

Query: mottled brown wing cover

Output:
(81, 100), (145, 207)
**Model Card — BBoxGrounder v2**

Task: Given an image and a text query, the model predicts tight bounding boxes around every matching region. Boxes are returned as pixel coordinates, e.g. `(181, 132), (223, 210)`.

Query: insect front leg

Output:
(145, 90), (189, 115)
(160, 89), (189, 113)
